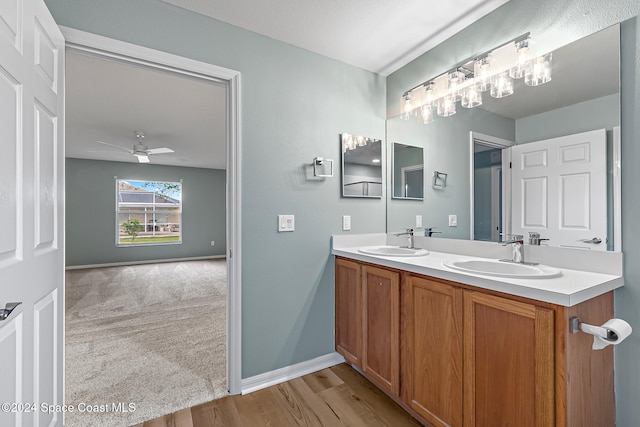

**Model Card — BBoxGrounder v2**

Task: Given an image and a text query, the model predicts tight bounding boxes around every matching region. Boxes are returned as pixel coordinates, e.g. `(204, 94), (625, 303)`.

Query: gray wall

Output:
(386, 106), (514, 237)
(66, 158), (226, 266)
(387, 0), (640, 424)
(516, 93), (620, 143)
(46, 0), (386, 379)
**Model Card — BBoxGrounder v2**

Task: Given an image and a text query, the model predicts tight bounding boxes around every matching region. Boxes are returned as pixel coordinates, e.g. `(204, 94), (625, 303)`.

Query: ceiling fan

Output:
(96, 131), (174, 163)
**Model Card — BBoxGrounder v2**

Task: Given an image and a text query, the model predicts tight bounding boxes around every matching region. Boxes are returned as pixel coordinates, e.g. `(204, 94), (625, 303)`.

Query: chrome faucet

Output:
(500, 234), (525, 263)
(394, 228), (415, 248)
(425, 227), (442, 237)
(528, 232), (549, 246)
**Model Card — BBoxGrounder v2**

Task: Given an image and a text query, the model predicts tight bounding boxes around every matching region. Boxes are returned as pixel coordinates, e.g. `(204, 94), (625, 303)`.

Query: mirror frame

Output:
(341, 134), (383, 199)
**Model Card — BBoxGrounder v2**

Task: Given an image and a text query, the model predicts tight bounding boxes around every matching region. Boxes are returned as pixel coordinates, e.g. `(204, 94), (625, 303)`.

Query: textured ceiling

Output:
(158, 0), (510, 76)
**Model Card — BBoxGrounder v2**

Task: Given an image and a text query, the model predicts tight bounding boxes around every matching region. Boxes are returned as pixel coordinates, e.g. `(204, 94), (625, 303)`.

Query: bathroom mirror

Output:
(392, 143), (424, 199)
(341, 134), (383, 198)
(386, 24), (621, 250)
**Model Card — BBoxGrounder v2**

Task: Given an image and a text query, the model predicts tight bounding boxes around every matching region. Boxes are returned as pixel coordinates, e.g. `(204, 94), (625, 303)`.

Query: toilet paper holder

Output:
(569, 316), (618, 340)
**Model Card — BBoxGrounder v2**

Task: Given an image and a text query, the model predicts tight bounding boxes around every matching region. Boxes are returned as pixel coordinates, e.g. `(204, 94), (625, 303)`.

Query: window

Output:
(116, 179), (182, 246)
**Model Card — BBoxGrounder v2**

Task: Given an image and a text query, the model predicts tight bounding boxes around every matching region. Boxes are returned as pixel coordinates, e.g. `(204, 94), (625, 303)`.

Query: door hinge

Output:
(509, 161), (512, 169)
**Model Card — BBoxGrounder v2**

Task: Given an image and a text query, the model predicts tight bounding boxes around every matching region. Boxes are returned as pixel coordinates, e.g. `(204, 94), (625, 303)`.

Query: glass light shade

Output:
(424, 82), (435, 106)
(525, 53), (552, 86)
(421, 104), (434, 124)
(474, 56), (492, 92)
(461, 85), (482, 108)
(436, 95), (456, 117)
(448, 70), (465, 101)
(401, 93), (414, 120)
(509, 40), (532, 79)
(490, 72), (514, 98)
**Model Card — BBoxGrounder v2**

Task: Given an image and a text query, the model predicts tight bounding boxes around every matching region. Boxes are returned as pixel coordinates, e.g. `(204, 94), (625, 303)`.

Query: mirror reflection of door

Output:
(402, 166), (424, 198)
(471, 133), (513, 242)
(392, 143), (424, 200)
(473, 144), (502, 241)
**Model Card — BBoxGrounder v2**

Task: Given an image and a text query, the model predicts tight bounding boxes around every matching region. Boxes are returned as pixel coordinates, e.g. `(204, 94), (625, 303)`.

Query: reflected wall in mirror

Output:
(392, 143), (424, 199)
(386, 24), (621, 251)
(341, 134), (383, 198)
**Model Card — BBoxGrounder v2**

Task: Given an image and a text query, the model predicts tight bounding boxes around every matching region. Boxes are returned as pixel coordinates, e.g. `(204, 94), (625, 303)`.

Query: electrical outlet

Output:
(448, 214), (458, 227)
(416, 215), (423, 228)
(211, 241), (215, 246)
(278, 215), (295, 232)
(342, 215), (351, 231)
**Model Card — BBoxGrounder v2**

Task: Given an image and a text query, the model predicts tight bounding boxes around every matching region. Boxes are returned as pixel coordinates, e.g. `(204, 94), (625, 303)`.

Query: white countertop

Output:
(331, 235), (623, 307)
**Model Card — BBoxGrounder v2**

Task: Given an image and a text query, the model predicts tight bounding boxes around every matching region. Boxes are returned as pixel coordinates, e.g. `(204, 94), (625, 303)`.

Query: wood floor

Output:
(134, 363), (423, 427)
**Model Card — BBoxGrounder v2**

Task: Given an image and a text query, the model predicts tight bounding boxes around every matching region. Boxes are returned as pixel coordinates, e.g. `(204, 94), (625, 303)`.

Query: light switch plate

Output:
(278, 214), (295, 232)
(448, 214), (458, 227)
(416, 215), (423, 228)
(342, 215), (351, 231)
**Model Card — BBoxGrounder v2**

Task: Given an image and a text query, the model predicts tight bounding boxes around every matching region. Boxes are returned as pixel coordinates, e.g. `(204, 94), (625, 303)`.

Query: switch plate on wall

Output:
(342, 215), (351, 231)
(416, 215), (423, 228)
(278, 215), (295, 232)
(449, 214), (458, 227)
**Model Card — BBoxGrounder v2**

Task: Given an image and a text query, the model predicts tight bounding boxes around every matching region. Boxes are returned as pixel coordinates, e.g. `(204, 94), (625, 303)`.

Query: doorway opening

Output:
(469, 132), (513, 242)
(61, 27), (241, 425)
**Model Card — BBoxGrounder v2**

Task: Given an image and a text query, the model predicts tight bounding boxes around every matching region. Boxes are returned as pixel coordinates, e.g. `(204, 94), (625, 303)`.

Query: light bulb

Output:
(401, 93), (414, 120)
(421, 104), (434, 124)
(474, 56), (492, 92)
(509, 39), (532, 79)
(525, 53), (552, 86)
(462, 85), (482, 108)
(448, 70), (465, 101)
(436, 95), (456, 117)
(490, 72), (514, 98)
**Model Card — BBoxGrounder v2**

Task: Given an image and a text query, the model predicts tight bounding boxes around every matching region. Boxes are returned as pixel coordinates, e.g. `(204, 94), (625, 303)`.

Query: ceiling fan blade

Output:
(96, 140), (133, 153)
(135, 154), (150, 163)
(146, 147), (174, 155)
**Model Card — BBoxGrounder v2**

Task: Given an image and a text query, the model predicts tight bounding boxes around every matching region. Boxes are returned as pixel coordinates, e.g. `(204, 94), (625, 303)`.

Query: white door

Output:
(511, 129), (607, 250)
(0, 1), (65, 426)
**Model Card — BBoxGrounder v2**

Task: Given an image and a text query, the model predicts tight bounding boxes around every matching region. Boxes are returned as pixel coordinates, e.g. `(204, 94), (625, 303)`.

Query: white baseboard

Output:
(65, 255), (226, 270)
(240, 352), (346, 395)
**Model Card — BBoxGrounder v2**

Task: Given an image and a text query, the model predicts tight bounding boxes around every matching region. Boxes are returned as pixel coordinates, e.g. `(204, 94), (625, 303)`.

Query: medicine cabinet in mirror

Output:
(341, 134), (383, 198)
(392, 143), (424, 200)
(386, 23), (621, 251)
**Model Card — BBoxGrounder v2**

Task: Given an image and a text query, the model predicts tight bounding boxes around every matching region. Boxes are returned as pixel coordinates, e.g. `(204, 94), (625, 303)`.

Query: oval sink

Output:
(443, 259), (562, 279)
(359, 246), (429, 257)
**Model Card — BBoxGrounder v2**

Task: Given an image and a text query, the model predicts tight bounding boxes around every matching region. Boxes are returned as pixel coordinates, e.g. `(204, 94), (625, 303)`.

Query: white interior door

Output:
(511, 129), (607, 250)
(0, 1), (65, 426)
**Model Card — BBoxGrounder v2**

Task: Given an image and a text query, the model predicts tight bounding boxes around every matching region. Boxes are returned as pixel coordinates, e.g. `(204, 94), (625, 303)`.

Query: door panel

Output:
(511, 129), (606, 250)
(0, 67), (19, 259)
(0, 0), (21, 49)
(0, 1), (64, 427)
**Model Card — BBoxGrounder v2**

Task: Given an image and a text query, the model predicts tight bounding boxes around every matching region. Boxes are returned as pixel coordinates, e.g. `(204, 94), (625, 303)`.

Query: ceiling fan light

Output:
(135, 154), (150, 163)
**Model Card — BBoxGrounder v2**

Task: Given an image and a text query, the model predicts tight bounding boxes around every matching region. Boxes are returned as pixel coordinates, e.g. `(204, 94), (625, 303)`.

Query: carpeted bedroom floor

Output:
(64, 259), (228, 427)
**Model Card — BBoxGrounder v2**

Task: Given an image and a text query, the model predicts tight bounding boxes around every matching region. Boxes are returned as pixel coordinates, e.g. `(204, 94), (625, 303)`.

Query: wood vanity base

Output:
(335, 257), (614, 427)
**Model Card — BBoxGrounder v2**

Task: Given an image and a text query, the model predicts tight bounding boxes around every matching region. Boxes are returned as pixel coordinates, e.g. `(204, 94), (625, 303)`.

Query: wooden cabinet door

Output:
(464, 291), (554, 427)
(401, 275), (463, 427)
(335, 258), (363, 368)
(362, 265), (400, 396)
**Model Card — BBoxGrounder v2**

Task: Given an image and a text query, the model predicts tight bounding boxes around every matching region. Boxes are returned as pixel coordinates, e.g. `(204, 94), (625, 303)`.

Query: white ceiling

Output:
(65, 51), (228, 169)
(158, 0), (511, 76)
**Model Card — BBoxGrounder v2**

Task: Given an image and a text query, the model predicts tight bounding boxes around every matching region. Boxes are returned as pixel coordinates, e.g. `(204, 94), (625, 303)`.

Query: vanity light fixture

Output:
(400, 33), (552, 124)
(341, 133), (380, 153)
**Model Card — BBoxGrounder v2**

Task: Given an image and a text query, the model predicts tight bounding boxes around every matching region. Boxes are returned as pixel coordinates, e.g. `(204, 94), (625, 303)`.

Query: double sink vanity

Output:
(331, 233), (623, 426)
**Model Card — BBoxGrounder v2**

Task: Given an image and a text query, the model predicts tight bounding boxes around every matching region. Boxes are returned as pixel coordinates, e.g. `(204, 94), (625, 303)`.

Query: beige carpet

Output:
(64, 259), (228, 426)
